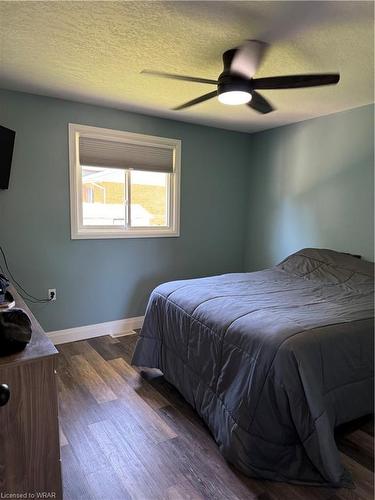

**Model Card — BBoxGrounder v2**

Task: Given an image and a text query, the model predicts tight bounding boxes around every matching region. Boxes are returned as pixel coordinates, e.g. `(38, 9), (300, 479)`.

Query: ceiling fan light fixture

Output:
(218, 90), (252, 105)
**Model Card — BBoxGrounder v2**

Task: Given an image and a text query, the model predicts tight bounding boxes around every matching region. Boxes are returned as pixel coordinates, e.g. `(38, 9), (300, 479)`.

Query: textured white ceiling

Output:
(0, 1), (373, 132)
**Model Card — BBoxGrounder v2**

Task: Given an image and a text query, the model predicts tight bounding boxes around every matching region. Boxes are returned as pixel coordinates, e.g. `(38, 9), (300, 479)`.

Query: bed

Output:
(132, 248), (374, 486)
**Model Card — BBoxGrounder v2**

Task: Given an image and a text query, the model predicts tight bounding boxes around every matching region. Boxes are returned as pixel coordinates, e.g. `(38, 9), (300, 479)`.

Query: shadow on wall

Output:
(269, 162), (373, 263)
(270, 116), (372, 201)
(125, 272), (172, 318)
(246, 105), (374, 269)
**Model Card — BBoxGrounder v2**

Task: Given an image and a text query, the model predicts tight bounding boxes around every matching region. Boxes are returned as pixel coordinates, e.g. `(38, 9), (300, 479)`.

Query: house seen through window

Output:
(81, 167), (168, 227)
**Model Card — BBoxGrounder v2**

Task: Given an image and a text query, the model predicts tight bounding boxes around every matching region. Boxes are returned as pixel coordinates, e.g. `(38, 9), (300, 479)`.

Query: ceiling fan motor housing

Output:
(217, 72), (253, 97)
(219, 48), (253, 97)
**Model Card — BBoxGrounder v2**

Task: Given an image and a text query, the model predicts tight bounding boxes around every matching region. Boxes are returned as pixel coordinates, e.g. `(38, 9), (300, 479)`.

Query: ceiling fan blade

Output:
(248, 91), (274, 114)
(173, 91), (217, 111)
(141, 70), (217, 85)
(230, 40), (269, 78)
(253, 73), (340, 89)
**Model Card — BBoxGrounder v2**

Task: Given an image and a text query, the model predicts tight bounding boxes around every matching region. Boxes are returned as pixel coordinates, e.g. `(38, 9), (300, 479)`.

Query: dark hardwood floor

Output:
(57, 334), (374, 500)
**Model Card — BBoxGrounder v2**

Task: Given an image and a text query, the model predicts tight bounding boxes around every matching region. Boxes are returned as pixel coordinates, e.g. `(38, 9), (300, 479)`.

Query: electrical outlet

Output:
(48, 288), (57, 301)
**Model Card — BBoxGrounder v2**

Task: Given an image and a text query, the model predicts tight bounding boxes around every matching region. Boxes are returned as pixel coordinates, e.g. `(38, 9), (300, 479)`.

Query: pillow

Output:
(278, 248), (374, 278)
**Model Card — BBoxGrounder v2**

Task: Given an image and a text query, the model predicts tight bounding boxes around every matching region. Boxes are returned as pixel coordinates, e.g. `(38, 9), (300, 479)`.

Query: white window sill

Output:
(71, 228), (180, 239)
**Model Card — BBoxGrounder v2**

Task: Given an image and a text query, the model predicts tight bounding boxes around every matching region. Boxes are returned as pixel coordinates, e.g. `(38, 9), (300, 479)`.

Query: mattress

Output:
(132, 248), (374, 486)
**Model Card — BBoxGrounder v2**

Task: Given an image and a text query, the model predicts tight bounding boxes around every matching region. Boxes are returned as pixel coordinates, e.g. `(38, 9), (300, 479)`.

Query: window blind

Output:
(79, 136), (174, 173)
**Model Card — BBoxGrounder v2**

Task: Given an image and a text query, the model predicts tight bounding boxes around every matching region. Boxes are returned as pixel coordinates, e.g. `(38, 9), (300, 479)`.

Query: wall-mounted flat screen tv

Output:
(0, 125), (16, 189)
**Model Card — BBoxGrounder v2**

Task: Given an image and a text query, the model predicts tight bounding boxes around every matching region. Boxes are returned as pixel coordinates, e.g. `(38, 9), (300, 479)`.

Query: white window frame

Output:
(69, 123), (181, 239)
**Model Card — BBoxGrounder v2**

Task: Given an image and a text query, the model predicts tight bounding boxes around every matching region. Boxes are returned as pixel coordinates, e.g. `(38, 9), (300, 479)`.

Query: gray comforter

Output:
(132, 248), (374, 486)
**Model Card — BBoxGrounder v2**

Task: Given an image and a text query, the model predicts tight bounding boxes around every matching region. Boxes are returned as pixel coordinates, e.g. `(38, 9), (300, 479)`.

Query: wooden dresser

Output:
(0, 287), (62, 498)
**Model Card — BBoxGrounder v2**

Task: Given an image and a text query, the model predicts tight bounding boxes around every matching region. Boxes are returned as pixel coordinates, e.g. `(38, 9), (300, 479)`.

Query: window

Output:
(69, 124), (181, 239)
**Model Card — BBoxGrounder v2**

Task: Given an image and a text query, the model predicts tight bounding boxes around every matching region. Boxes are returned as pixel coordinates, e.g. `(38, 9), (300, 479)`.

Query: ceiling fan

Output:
(141, 40), (340, 114)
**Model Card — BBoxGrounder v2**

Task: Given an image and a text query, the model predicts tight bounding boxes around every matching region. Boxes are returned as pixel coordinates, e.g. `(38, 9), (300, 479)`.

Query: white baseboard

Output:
(47, 316), (144, 345)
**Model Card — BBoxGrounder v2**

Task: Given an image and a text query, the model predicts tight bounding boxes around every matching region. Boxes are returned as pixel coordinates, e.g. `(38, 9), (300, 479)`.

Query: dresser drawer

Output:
(0, 356), (62, 498)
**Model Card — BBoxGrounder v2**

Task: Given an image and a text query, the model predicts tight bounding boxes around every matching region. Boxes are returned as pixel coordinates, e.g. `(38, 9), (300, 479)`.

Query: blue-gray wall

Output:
(0, 89), (250, 331)
(1, 90), (373, 332)
(245, 104), (374, 270)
